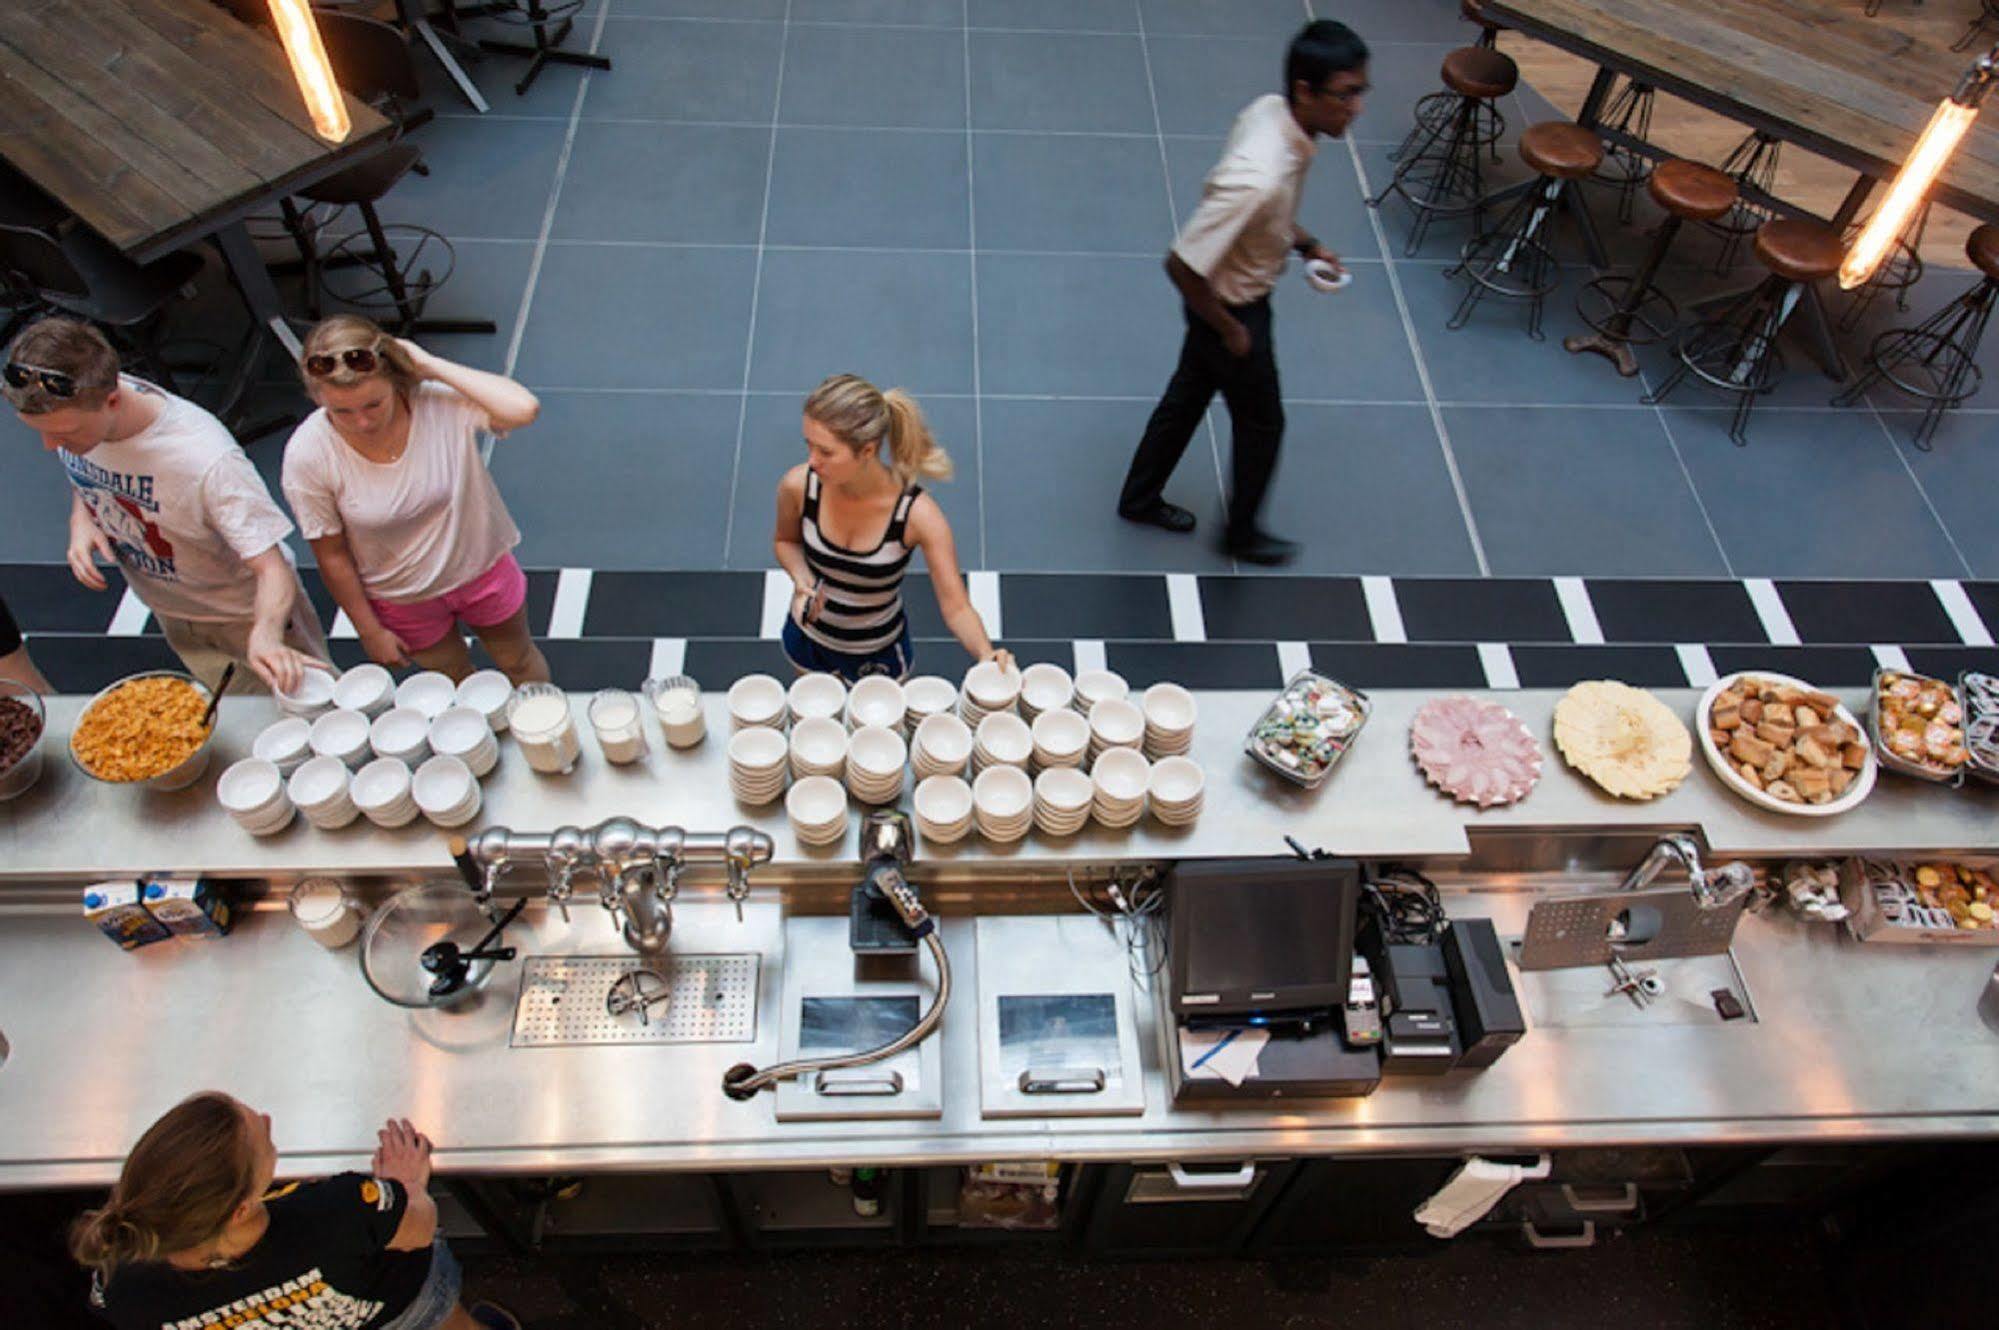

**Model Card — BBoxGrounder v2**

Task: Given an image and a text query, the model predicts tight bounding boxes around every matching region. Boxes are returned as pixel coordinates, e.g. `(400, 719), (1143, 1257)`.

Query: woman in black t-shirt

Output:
(72, 1092), (516, 1330)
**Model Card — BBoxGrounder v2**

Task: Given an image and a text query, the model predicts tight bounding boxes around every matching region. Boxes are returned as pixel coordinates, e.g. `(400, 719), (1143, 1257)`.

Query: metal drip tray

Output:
(511, 954), (760, 1047)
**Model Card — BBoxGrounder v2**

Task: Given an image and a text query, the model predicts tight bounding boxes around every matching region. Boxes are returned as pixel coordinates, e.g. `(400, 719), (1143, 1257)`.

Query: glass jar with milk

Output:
(507, 683), (581, 774)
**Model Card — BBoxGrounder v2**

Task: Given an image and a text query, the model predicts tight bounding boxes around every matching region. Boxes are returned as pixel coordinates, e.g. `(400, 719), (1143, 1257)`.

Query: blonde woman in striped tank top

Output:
(773, 374), (1012, 684)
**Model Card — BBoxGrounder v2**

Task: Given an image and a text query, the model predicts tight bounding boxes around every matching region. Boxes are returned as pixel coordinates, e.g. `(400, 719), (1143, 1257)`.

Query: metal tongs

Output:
(420, 898), (526, 999)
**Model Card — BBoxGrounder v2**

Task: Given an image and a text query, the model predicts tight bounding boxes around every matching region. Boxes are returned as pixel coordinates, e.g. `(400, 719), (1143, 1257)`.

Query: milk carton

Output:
(142, 877), (233, 938)
(83, 881), (172, 950)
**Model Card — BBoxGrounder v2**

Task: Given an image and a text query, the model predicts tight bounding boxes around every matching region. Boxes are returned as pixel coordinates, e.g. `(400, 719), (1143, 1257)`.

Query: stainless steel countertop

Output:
(5, 688), (1998, 881)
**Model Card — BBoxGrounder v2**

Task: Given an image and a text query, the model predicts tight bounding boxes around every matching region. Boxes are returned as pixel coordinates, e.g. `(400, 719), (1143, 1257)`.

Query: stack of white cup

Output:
(785, 774), (849, 846)
(1073, 668), (1129, 714)
(972, 711), (1032, 775)
(1090, 748), (1149, 828)
(913, 774), (974, 844)
(395, 670), (457, 720)
(352, 757), (419, 828)
(1147, 755), (1206, 827)
(455, 669), (516, 733)
(309, 708), (373, 769)
(217, 758), (295, 835)
(1018, 662), (1075, 722)
(973, 765), (1033, 843)
(289, 755), (359, 829)
(369, 707), (431, 766)
(902, 676), (958, 734)
(276, 667), (337, 720)
(1030, 707), (1090, 773)
(846, 725), (907, 805)
(252, 716), (314, 777)
(728, 726), (789, 804)
(728, 674), (789, 731)
(429, 706), (499, 777)
(912, 713), (973, 781)
(1141, 682), (1198, 758)
(789, 716), (849, 781)
(1032, 765), (1094, 837)
(845, 676), (906, 733)
(332, 664), (395, 718)
(959, 660), (1022, 726)
(1086, 697), (1145, 765)
(413, 754), (481, 827)
(788, 672), (847, 725)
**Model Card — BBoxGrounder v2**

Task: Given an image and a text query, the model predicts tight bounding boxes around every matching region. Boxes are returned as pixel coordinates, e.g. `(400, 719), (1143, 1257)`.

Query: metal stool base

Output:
(1644, 275), (1796, 445)
(1370, 95), (1495, 256)
(1833, 277), (1997, 450)
(1446, 181), (1569, 341)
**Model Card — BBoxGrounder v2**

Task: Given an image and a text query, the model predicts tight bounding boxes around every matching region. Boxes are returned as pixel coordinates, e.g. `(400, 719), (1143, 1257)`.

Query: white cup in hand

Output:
(1305, 258), (1351, 293)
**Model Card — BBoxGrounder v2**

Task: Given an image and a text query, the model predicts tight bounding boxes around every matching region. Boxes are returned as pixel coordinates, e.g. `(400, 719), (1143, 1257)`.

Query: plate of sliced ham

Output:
(1410, 695), (1543, 809)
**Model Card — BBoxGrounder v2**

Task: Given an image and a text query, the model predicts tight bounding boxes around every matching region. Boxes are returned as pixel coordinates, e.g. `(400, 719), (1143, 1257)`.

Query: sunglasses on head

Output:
(4, 360), (77, 398)
(303, 345), (383, 378)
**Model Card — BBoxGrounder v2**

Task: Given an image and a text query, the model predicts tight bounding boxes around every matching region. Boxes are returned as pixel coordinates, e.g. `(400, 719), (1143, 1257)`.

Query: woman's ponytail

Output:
(881, 389), (953, 487)
(69, 1093), (259, 1283)
(804, 374), (953, 488)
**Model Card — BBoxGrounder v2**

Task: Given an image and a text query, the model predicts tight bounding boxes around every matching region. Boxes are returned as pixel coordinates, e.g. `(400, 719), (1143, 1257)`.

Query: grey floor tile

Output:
(969, 31), (1156, 132)
(976, 253), (1184, 396)
(973, 134), (1175, 252)
(792, 0), (961, 23)
(1163, 135), (1383, 264)
(723, 393), (980, 569)
(1665, 406), (1972, 579)
(514, 245), (757, 388)
(1254, 403), (1482, 574)
(780, 25), (967, 129)
(1879, 411), (1999, 579)
(617, 0), (784, 15)
(980, 397), (1232, 571)
(551, 122), (772, 243)
(309, 238), (535, 377)
(1138, 0), (1314, 38)
(413, 32), (593, 120)
(380, 116), (570, 240)
(765, 128), (969, 249)
(1269, 264), (1426, 402)
(1441, 404), (1730, 576)
(1334, 0), (1473, 44)
(1345, 42), (1471, 146)
(748, 249), (975, 395)
(0, 432), (97, 562)
(969, 0), (1141, 30)
(491, 391), (739, 567)
(584, 19), (784, 122)
(1145, 35), (1288, 137)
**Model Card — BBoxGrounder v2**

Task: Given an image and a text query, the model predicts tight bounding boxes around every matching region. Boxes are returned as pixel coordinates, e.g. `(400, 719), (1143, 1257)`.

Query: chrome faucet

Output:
(1619, 833), (1753, 909)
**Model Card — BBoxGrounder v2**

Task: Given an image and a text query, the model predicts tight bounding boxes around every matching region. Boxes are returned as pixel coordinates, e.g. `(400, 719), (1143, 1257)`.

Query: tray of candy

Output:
(1958, 672), (1999, 787)
(1243, 670), (1371, 789)
(1868, 668), (1965, 786)
(1839, 857), (1999, 945)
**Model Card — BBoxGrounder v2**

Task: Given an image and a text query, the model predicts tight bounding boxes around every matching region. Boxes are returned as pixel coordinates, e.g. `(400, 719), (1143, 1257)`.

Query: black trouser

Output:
(1120, 297), (1283, 540)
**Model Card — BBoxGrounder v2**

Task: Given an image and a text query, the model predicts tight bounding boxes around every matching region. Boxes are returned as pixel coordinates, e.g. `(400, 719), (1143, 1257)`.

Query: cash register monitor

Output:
(1168, 857), (1359, 1020)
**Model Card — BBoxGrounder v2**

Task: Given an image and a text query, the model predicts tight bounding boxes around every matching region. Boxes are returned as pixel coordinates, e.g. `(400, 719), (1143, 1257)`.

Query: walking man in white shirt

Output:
(6, 318), (329, 694)
(1117, 20), (1370, 567)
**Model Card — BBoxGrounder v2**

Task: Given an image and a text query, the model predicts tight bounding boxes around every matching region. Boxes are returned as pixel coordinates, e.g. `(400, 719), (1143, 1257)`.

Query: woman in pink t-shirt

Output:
(281, 317), (550, 684)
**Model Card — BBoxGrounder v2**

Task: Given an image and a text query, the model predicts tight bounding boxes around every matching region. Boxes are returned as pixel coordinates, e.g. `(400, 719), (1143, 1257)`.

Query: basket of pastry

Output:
(1696, 672), (1875, 815)
(1839, 858), (1999, 945)
(1870, 669), (1966, 785)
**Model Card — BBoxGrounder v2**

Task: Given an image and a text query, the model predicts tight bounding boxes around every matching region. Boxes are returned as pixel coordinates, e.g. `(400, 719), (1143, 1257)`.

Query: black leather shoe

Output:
(1118, 500), (1197, 534)
(1224, 528), (1299, 566)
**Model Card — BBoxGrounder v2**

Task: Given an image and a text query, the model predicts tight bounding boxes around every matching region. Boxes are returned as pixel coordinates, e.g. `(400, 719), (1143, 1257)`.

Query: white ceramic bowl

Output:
(903, 675), (958, 721)
(427, 707), (497, 777)
(973, 765), (1033, 819)
(1148, 755), (1206, 806)
(331, 663), (394, 717)
(728, 674), (789, 729)
(789, 716), (849, 774)
(1092, 747), (1150, 803)
(964, 659), (1023, 710)
(352, 757), (417, 828)
(309, 708), (373, 768)
(454, 669), (516, 732)
(914, 713), (973, 767)
(975, 711), (1034, 766)
(788, 671), (848, 722)
(288, 755), (357, 829)
(1088, 697), (1146, 749)
(413, 754), (481, 827)
(1031, 707), (1090, 761)
(1142, 682), (1198, 734)
(369, 706), (432, 764)
(848, 725), (907, 779)
(914, 772), (974, 829)
(276, 666), (338, 719)
(1073, 668), (1129, 711)
(845, 676), (906, 731)
(729, 725), (789, 773)
(786, 774), (849, 841)
(217, 757), (287, 819)
(1019, 662), (1075, 717)
(1035, 765), (1094, 812)
(252, 716), (314, 775)
(395, 670), (457, 720)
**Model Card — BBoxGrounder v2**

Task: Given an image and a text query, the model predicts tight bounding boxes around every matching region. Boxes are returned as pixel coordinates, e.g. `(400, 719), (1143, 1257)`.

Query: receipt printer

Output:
(1442, 918), (1526, 1069)
(1371, 941), (1460, 1075)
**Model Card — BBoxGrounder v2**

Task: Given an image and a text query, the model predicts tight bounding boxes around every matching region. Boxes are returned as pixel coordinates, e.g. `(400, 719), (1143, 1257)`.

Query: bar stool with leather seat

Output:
(1392, 4), (1510, 166)
(1644, 218), (1847, 445)
(1371, 45), (1520, 256)
(1833, 222), (1999, 449)
(1445, 121), (1603, 340)
(1566, 159), (1738, 376)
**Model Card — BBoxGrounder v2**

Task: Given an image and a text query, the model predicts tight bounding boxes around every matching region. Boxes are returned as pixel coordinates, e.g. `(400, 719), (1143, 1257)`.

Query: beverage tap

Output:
(546, 825), (591, 924)
(723, 824), (763, 922)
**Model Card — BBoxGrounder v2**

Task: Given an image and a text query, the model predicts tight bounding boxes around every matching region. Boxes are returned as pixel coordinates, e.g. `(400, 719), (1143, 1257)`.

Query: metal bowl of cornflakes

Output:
(69, 671), (219, 791)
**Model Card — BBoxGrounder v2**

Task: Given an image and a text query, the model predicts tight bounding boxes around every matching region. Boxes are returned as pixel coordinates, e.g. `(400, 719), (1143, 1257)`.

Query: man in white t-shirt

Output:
(5, 318), (328, 694)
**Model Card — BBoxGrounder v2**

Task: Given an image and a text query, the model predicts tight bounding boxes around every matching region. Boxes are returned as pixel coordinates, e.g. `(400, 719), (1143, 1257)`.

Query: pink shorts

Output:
(368, 553), (528, 651)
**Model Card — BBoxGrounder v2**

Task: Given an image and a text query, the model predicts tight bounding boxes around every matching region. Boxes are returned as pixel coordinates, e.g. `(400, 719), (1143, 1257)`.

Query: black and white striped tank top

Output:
(800, 470), (923, 656)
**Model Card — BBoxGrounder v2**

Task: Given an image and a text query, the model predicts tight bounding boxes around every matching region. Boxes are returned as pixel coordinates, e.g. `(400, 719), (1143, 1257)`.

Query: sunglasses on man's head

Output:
(303, 346), (382, 378)
(3, 361), (77, 398)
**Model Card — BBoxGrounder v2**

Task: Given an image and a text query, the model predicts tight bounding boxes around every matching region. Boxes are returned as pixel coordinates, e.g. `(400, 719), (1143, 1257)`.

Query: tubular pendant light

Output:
(266, 0), (351, 143)
(1840, 51), (1997, 290)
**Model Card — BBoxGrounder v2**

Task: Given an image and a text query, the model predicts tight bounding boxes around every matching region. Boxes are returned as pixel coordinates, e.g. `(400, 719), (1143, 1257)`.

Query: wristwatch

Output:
(1292, 235), (1318, 257)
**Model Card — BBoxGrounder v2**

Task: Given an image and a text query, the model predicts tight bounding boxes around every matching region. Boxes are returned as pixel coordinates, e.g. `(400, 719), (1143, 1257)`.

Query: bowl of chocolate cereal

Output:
(0, 680), (45, 801)
(69, 671), (218, 791)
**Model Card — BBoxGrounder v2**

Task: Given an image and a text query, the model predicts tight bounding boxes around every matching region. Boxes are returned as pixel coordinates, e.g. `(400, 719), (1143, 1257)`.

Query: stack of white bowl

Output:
(786, 774), (849, 847)
(1033, 766), (1093, 837)
(846, 725), (907, 805)
(455, 669), (516, 732)
(394, 670), (457, 720)
(1141, 683), (1197, 758)
(429, 706), (499, 777)
(789, 716), (848, 781)
(413, 754), (481, 828)
(331, 663), (395, 718)
(252, 716), (313, 777)
(845, 676), (906, 733)
(1073, 668), (1129, 714)
(1086, 697), (1145, 765)
(1018, 662), (1075, 722)
(1147, 756), (1205, 827)
(959, 660), (1022, 726)
(789, 671), (847, 725)
(973, 766), (1033, 843)
(728, 726), (789, 804)
(277, 666), (338, 720)
(1030, 707), (1090, 773)
(913, 774), (974, 844)
(912, 713), (973, 781)
(728, 674), (789, 731)
(352, 757), (418, 828)
(309, 708), (373, 769)
(1090, 748), (1149, 828)
(972, 712), (1032, 776)
(217, 758), (295, 835)
(369, 707), (431, 766)
(903, 676), (958, 734)
(288, 755), (358, 829)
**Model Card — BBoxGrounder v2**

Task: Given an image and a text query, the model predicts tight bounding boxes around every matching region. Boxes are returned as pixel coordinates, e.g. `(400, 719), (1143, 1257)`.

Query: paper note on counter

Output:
(1179, 1026), (1269, 1087)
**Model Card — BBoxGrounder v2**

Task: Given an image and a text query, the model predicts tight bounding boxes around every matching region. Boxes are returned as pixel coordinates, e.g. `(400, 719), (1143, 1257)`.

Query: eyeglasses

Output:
(1327, 83), (1371, 104)
(303, 345), (381, 378)
(3, 360), (77, 398)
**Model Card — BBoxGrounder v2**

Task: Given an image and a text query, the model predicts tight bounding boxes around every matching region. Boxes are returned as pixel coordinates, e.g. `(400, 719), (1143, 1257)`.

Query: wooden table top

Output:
(0, 0), (391, 261)
(1485, 0), (1999, 222)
